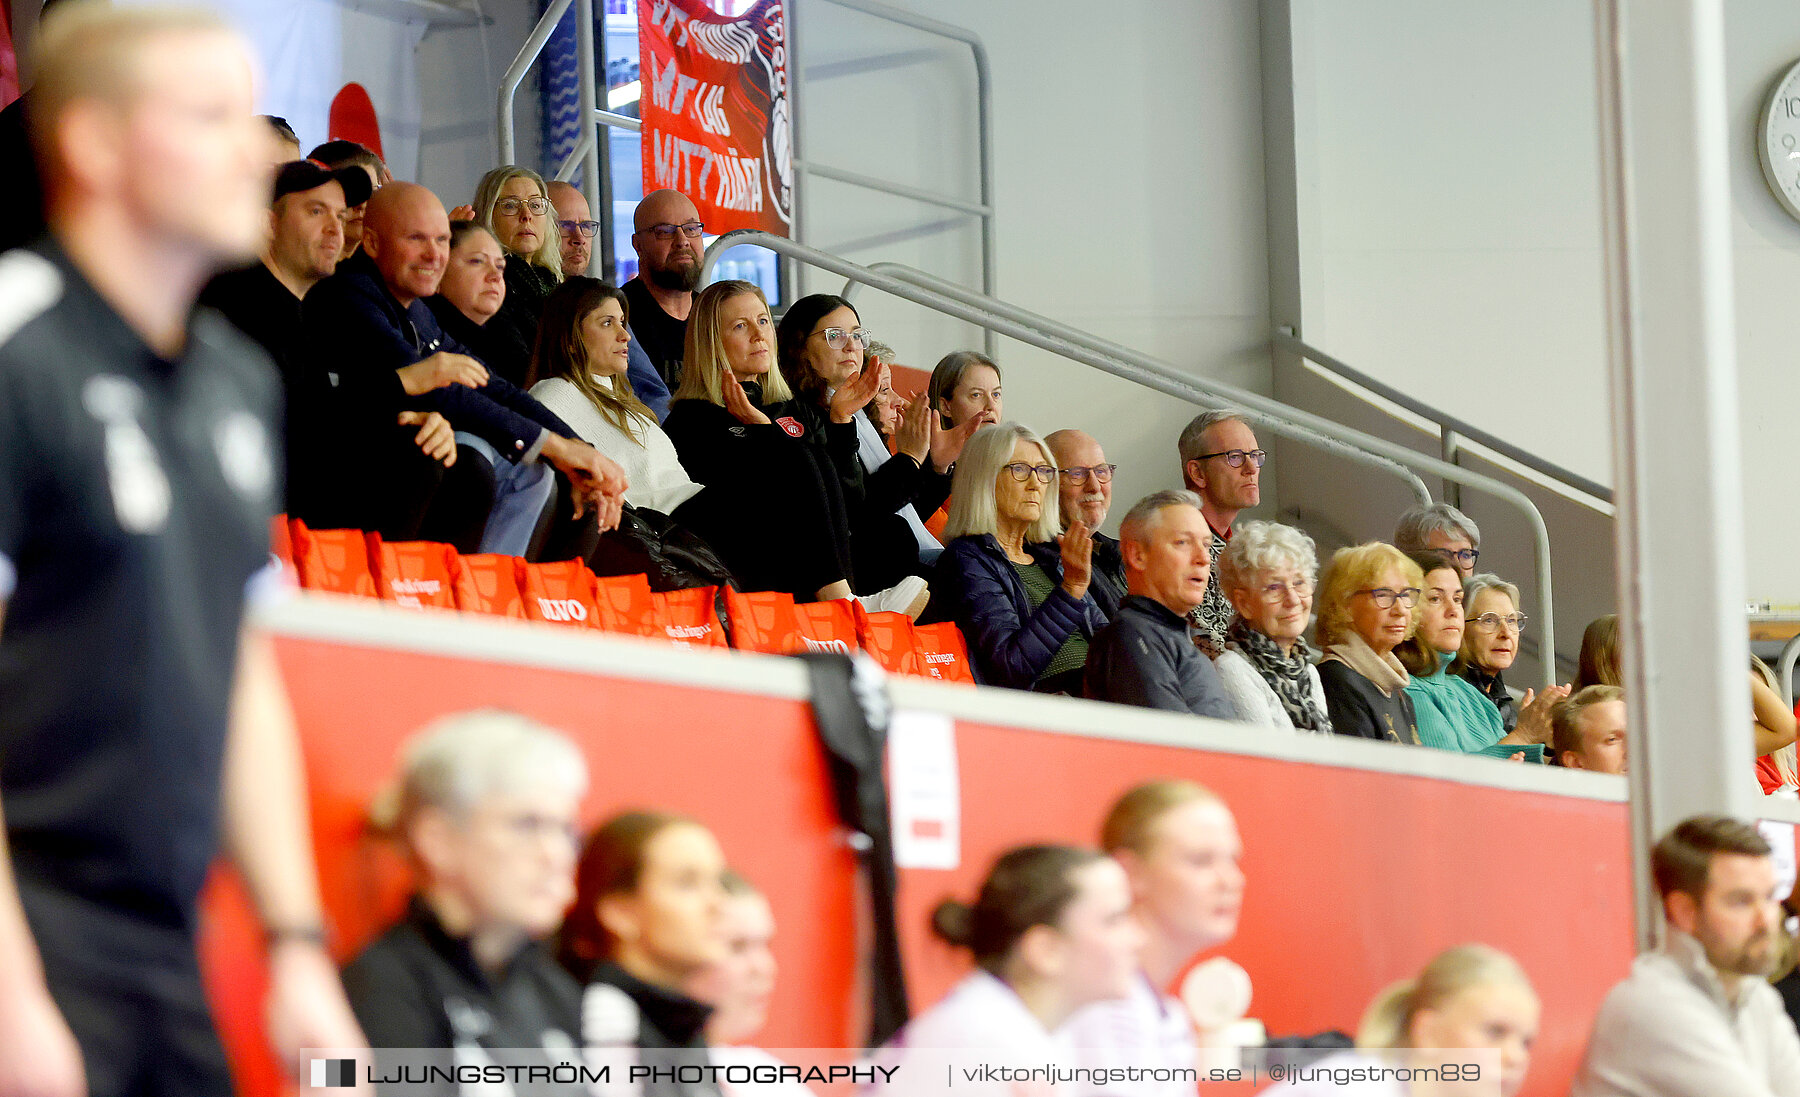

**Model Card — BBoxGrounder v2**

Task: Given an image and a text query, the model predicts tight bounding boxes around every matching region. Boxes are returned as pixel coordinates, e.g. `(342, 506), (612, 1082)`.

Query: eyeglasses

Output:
(1470, 612), (1528, 633)
(1257, 577), (1313, 602)
(1002, 462), (1057, 484)
(1440, 547), (1480, 565)
(1356, 586), (1421, 609)
(495, 197), (548, 217)
(490, 811), (580, 846)
(1196, 448), (1267, 469)
(557, 218), (600, 238)
(812, 326), (872, 350)
(1058, 463), (1117, 485)
(646, 220), (705, 240)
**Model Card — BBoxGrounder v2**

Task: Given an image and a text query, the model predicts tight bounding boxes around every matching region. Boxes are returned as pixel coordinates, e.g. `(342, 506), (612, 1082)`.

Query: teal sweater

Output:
(1404, 652), (1546, 763)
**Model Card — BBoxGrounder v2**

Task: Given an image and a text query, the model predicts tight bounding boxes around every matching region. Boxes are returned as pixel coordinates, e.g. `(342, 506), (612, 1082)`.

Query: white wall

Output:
(1286, 0), (1800, 609)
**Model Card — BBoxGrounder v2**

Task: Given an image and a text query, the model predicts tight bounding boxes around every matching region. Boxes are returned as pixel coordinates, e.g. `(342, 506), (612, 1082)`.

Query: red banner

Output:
(639, 0), (793, 236)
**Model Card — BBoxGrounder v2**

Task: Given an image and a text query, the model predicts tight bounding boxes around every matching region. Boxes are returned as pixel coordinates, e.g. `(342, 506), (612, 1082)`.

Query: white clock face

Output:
(1761, 60), (1800, 222)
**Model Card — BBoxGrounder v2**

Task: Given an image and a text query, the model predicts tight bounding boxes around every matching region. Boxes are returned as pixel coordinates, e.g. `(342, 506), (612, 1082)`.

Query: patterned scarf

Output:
(1224, 619), (1333, 733)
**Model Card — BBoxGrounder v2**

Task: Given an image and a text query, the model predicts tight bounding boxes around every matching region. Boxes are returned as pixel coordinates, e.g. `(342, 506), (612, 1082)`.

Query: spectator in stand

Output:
(202, 161), (460, 522)
(1213, 520), (1331, 734)
(625, 188), (704, 390)
(682, 872), (815, 1097)
(342, 711), (586, 1059)
(1313, 543), (1424, 744)
(921, 351), (1004, 540)
(547, 180), (595, 277)
(308, 138), (389, 261)
(425, 221), (512, 379)
(933, 423), (1106, 693)
(1452, 573), (1569, 742)
(1177, 409), (1263, 655)
(661, 280), (858, 602)
(463, 165), (562, 387)
(530, 277), (861, 599)
(1263, 945), (1540, 1097)
(1395, 550), (1546, 762)
(779, 296), (955, 606)
(1062, 782), (1243, 1091)
(1046, 429), (1127, 618)
(859, 340), (947, 566)
(1393, 502), (1482, 579)
(560, 811), (730, 1097)
(876, 846), (1143, 1097)
(261, 113), (300, 163)
(301, 181), (627, 557)
(1573, 816), (1799, 1096)
(1551, 685), (1627, 773)
(1576, 613), (1794, 757)
(1085, 491), (1235, 719)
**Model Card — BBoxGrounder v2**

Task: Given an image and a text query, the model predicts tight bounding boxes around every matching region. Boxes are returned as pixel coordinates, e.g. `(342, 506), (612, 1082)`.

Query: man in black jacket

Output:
(1085, 490), (1238, 719)
(302, 182), (627, 555)
(1047, 428), (1126, 618)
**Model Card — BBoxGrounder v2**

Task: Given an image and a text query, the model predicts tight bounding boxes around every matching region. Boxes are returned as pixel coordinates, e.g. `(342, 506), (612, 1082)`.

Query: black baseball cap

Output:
(272, 159), (374, 208)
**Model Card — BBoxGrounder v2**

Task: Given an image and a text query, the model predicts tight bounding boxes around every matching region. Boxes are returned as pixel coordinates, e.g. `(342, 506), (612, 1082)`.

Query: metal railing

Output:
(1277, 331), (1615, 509)
(791, 0), (996, 355)
(497, 0), (607, 270)
(703, 233), (1563, 685)
(1781, 633), (1800, 707)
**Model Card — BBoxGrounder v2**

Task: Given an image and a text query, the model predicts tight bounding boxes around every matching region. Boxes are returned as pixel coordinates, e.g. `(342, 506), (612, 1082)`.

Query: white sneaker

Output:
(858, 575), (930, 621)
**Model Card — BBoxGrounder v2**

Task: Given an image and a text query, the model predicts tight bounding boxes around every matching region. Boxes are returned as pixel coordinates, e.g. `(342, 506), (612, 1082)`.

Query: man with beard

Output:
(1047, 428), (1125, 618)
(623, 188), (703, 390)
(1573, 815), (1800, 1096)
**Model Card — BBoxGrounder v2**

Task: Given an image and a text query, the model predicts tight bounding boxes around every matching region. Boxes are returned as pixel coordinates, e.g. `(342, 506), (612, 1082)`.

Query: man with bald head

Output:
(1046, 429), (1127, 618)
(548, 180), (595, 277)
(624, 187), (704, 388)
(303, 182), (627, 555)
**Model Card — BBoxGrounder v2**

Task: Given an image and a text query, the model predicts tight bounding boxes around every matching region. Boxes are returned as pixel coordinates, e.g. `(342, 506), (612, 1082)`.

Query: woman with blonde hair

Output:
(1313, 542), (1423, 743)
(661, 280), (860, 601)
(1258, 944), (1539, 1096)
(928, 422), (1105, 692)
(466, 165), (563, 385)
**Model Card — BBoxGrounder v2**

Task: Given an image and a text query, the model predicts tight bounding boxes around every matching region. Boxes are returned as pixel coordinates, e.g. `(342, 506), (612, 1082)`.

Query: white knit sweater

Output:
(529, 376), (704, 514)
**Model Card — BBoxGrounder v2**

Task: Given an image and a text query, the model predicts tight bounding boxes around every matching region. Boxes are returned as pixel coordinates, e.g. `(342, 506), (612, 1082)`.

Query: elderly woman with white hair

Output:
(1213, 520), (1332, 733)
(1393, 502), (1481, 579)
(342, 710), (589, 1058)
(928, 422), (1106, 693)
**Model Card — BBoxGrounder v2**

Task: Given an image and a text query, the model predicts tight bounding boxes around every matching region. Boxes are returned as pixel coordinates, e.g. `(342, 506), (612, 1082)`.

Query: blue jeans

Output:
(454, 432), (555, 557)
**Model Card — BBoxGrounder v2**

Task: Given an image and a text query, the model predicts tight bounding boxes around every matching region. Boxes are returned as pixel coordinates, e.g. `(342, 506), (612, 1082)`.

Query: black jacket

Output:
(1084, 595), (1237, 718)
(578, 962), (721, 1097)
(1318, 660), (1422, 743)
(341, 897), (585, 1095)
(1087, 532), (1128, 619)
(301, 251), (574, 457)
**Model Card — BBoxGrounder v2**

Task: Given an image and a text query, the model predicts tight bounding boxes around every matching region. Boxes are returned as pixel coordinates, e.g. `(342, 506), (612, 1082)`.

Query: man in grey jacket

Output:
(1083, 491), (1237, 720)
(1573, 814), (1800, 1097)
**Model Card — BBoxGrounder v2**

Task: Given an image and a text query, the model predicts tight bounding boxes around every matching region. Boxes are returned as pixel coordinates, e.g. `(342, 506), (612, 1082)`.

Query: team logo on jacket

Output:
(83, 375), (171, 534)
(776, 416), (804, 438)
(213, 409), (274, 502)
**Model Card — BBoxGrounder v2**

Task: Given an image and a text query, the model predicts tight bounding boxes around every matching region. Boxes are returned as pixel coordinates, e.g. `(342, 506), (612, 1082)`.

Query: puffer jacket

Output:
(930, 533), (1106, 689)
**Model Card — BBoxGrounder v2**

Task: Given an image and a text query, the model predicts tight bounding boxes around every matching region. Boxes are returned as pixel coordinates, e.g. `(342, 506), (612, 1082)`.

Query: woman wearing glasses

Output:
(1452, 574), (1567, 743)
(1395, 552), (1548, 761)
(775, 295), (936, 614)
(1212, 521), (1332, 733)
(467, 166), (563, 386)
(1312, 543), (1424, 743)
(930, 423), (1106, 692)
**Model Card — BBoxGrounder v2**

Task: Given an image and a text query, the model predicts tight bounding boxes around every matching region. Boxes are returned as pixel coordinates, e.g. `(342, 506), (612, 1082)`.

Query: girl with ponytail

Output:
(876, 845), (1144, 1096)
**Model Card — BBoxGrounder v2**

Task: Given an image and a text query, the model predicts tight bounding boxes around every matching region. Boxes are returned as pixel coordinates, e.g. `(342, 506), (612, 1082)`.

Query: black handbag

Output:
(587, 504), (739, 593)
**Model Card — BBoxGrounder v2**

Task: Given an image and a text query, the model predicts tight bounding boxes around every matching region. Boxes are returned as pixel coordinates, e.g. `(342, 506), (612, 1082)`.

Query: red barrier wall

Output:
(201, 623), (1634, 1097)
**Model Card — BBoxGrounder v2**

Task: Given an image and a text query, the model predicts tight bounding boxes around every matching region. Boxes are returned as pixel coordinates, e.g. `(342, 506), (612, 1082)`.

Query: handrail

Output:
(797, 0), (997, 355)
(497, 0), (574, 168)
(846, 259), (1567, 684)
(1278, 332), (1616, 507)
(497, 0), (604, 273)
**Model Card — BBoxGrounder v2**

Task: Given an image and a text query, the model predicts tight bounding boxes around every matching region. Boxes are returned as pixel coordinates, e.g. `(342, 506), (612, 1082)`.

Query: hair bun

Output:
(930, 899), (975, 947)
